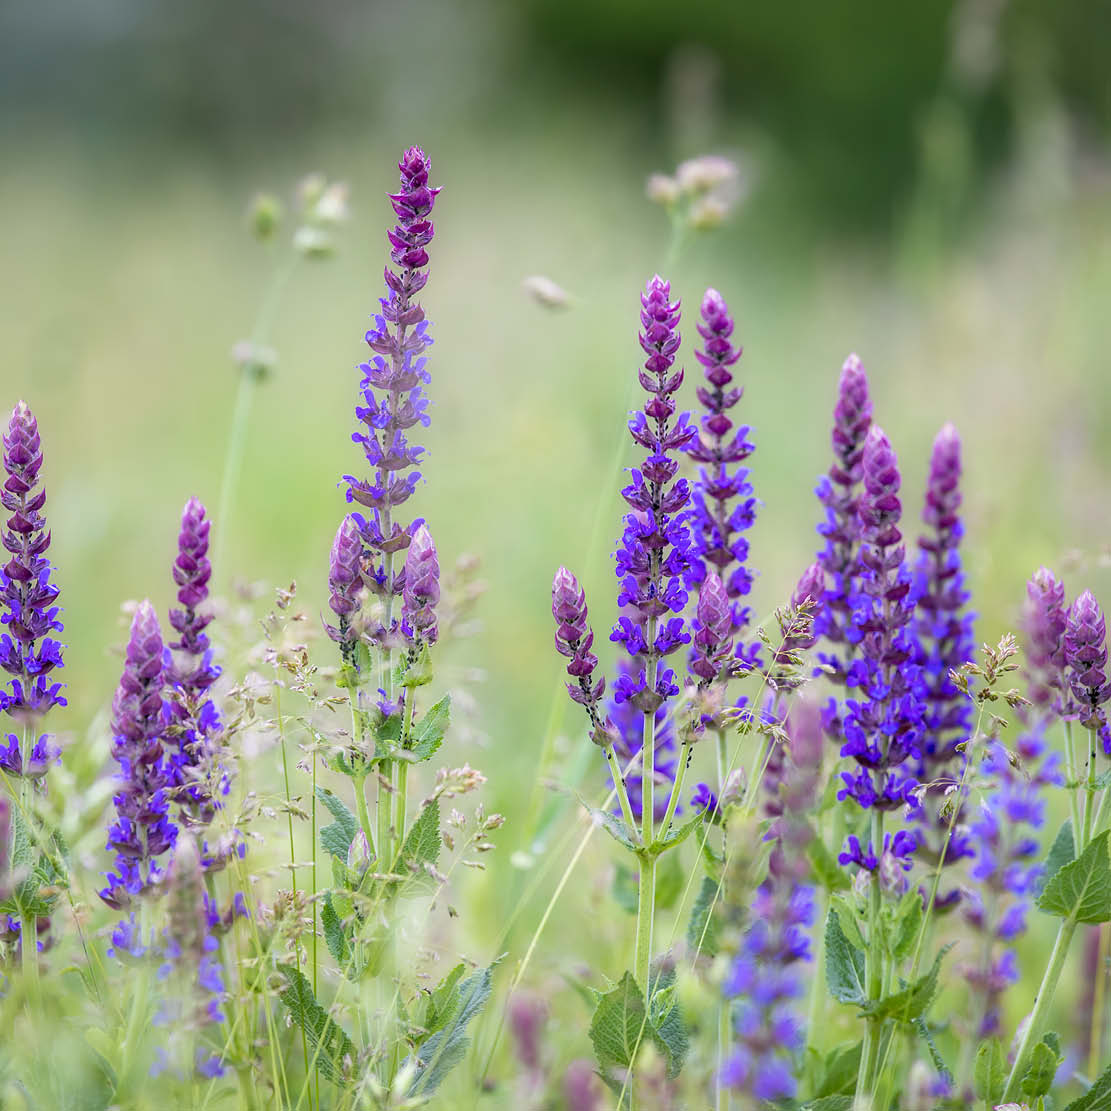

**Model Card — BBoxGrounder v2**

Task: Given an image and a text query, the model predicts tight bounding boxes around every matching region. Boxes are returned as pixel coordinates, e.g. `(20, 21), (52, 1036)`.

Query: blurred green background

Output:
(3, 0), (1111, 1097)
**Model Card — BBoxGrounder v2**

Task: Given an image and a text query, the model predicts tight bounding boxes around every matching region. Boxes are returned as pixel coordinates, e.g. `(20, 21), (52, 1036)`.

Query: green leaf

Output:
(407, 961), (497, 1096)
(912, 1018), (952, 1084)
(651, 810), (704, 854)
(648, 962), (687, 1080)
(416, 963), (466, 1041)
(1021, 1036), (1063, 1099)
(581, 799), (639, 853)
(1064, 1056), (1111, 1110)
(812, 1042), (862, 1098)
(687, 876), (721, 958)
(889, 887), (924, 963)
(408, 694), (451, 761)
(1038, 829), (1111, 923)
(316, 787), (358, 862)
(612, 863), (639, 915)
(973, 1039), (1006, 1105)
(808, 836), (851, 892)
(1037, 820), (1077, 898)
(321, 893), (349, 967)
(277, 964), (357, 1086)
(590, 971), (650, 1077)
(830, 893), (867, 952)
(825, 909), (866, 1007)
(654, 850), (684, 911)
(398, 642), (434, 689)
(399, 799), (441, 889)
(864, 945), (952, 1023)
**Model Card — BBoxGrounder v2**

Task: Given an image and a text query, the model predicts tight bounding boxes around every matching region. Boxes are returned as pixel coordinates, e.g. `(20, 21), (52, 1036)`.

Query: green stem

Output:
(656, 743), (693, 841)
(1082, 726), (1099, 851)
(377, 764), (393, 873)
(606, 748), (639, 837)
(634, 852), (656, 999)
(857, 810), (885, 1099)
(214, 252), (298, 576)
(635, 613), (659, 998)
(393, 690), (417, 863)
(1066, 721), (1083, 840)
(1000, 916), (1078, 1102)
(18, 724), (39, 995)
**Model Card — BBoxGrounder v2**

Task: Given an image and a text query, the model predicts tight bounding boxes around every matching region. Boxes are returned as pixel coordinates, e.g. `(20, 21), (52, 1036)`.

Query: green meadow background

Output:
(3, 0), (1111, 1103)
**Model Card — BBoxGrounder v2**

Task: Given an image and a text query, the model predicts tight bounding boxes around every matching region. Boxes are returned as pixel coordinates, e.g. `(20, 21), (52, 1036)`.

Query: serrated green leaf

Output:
(321, 893), (349, 967)
(399, 799), (441, 889)
(1064, 1056), (1111, 1110)
(687, 876), (721, 958)
(913, 1018), (952, 1084)
(408, 694), (451, 761)
(812, 1042), (862, 1098)
(277, 963), (357, 1086)
(1038, 829), (1111, 923)
(651, 810), (703, 854)
(973, 1039), (1006, 1105)
(590, 971), (649, 1077)
(407, 961), (496, 1096)
(416, 963), (465, 1042)
(1036, 820), (1077, 898)
(1021, 1037), (1062, 1099)
(864, 945), (952, 1023)
(830, 893), (867, 952)
(808, 836), (851, 892)
(582, 800), (639, 852)
(316, 787), (358, 862)
(825, 909), (866, 1007)
(648, 962), (687, 1080)
(398, 642), (434, 689)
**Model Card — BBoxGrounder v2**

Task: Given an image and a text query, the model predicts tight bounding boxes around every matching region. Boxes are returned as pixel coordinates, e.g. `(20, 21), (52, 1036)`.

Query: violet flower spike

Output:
(0, 401), (65, 779)
(402, 524), (440, 645)
(552, 566), (611, 742)
(774, 562), (825, 669)
(166, 498), (227, 832)
(342, 147), (440, 637)
(1022, 566), (1069, 714)
(684, 288), (759, 670)
(690, 571), (734, 683)
(812, 355), (873, 679)
(836, 426), (925, 868)
(101, 600), (178, 909)
(1065, 590), (1111, 738)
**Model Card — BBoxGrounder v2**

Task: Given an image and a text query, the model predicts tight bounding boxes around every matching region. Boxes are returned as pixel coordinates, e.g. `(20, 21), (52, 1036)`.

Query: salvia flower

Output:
(684, 288), (759, 671)
(552, 567), (609, 735)
(342, 147), (440, 639)
(608, 662), (679, 822)
(402, 524), (440, 644)
(813, 356), (873, 679)
(101, 601), (178, 909)
(1064, 590), (1111, 738)
(610, 276), (695, 711)
(1021, 567), (1069, 714)
(326, 514), (364, 651)
(0, 401), (64, 778)
(837, 427), (924, 861)
(962, 730), (1061, 1036)
(689, 571), (734, 683)
(165, 499), (226, 831)
(910, 426), (975, 899)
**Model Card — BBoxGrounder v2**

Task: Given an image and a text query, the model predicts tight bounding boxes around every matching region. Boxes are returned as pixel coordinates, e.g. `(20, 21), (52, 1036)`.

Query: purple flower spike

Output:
(342, 146), (441, 642)
(327, 515), (364, 648)
(813, 355), (873, 677)
(837, 427), (925, 861)
(402, 524), (440, 644)
(165, 498), (230, 841)
(690, 572), (734, 682)
(102, 601), (178, 908)
(684, 288), (758, 669)
(0, 401), (64, 778)
(1022, 567), (1069, 713)
(774, 563), (825, 668)
(1065, 590), (1111, 733)
(552, 566), (611, 740)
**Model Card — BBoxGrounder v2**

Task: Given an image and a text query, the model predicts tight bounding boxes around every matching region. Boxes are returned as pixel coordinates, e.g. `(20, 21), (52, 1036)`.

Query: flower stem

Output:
(634, 852), (656, 999)
(1000, 915), (1078, 1103)
(1082, 726), (1099, 851)
(857, 810), (885, 1099)
(606, 748), (639, 837)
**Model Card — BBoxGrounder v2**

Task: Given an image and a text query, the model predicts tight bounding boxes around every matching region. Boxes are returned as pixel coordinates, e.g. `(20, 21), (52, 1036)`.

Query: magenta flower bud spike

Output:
(1023, 566), (1069, 713)
(327, 514), (364, 649)
(690, 572), (734, 682)
(101, 600), (179, 908)
(552, 566), (606, 728)
(0, 401), (65, 778)
(402, 524), (440, 644)
(1065, 590), (1111, 733)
